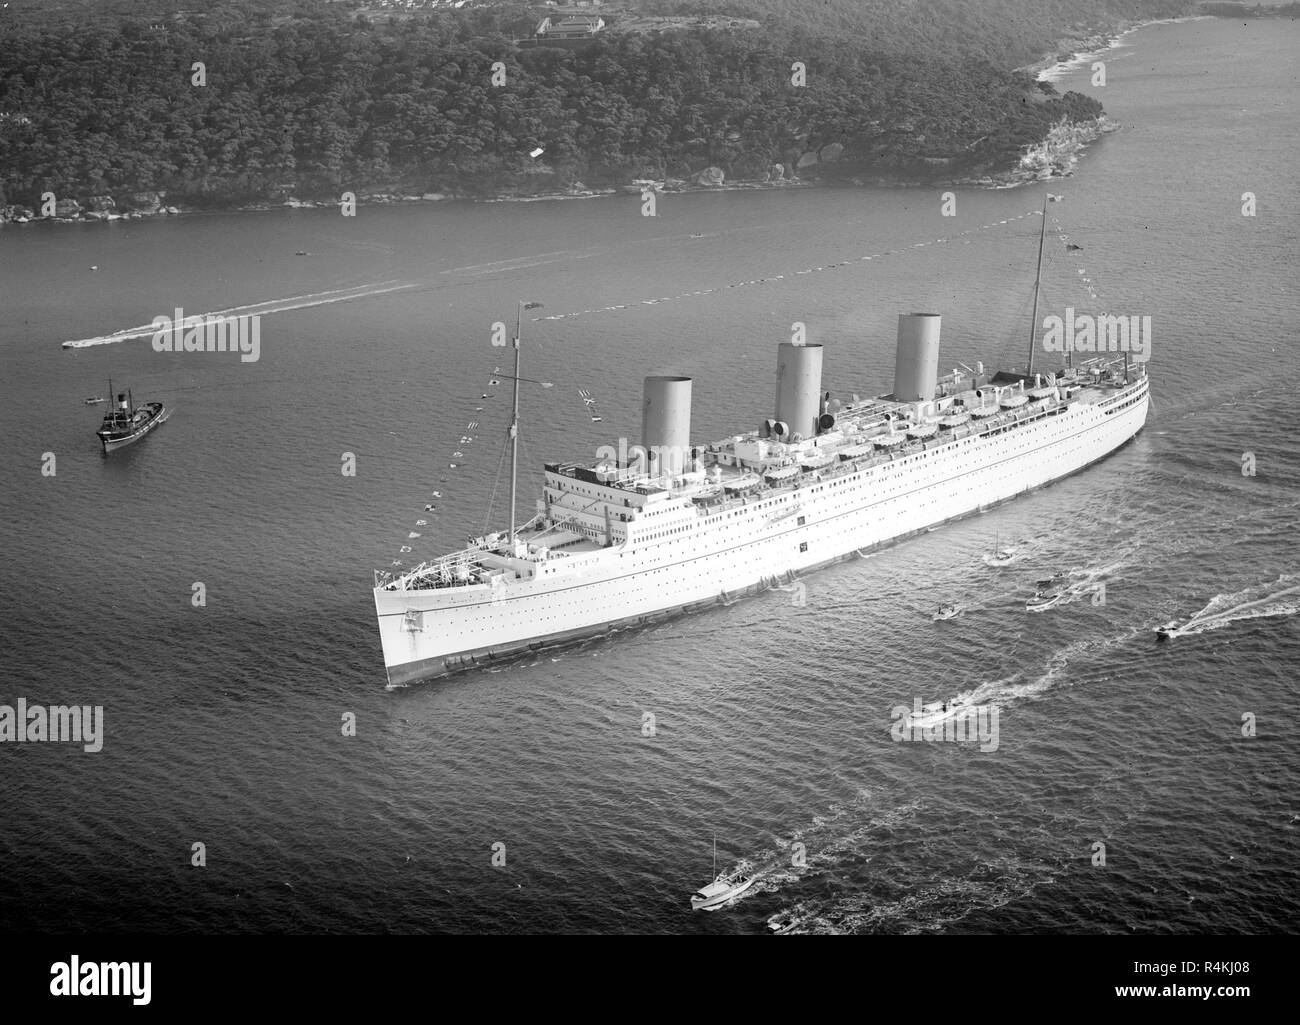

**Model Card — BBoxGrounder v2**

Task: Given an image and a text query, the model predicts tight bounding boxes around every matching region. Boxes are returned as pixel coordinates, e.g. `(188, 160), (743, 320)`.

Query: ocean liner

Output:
(374, 203), (1150, 687)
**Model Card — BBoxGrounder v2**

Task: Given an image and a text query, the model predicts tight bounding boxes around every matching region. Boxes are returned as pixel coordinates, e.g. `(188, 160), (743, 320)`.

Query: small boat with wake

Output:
(933, 602), (963, 621)
(1154, 620), (1181, 641)
(767, 915), (799, 935)
(690, 836), (755, 911)
(906, 696), (973, 730)
(96, 384), (168, 453)
(983, 532), (1016, 567)
(1026, 573), (1070, 613)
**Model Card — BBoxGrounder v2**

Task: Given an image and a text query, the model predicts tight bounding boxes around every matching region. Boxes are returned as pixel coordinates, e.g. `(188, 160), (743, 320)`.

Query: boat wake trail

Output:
(1172, 574), (1300, 639)
(762, 632), (1142, 930)
(767, 853), (1055, 935)
(1053, 558), (1127, 609)
(741, 788), (923, 902)
(60, 281), (418, 349)
(759, 787), (1063, 934)
(968, 616), (1146, 705)
(761, 631), (1134, 933)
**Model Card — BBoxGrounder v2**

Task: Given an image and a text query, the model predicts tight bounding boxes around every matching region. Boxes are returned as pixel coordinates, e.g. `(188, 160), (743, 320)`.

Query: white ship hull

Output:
(375, 379), (1148, 686)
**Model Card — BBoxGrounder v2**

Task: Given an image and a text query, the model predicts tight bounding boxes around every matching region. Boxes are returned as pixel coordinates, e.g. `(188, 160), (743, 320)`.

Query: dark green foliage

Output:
(0, 0), (1188, 207)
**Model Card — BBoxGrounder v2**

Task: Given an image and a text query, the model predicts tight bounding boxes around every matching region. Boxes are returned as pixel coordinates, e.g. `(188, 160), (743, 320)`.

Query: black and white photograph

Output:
(1, 0), (1294, 1003)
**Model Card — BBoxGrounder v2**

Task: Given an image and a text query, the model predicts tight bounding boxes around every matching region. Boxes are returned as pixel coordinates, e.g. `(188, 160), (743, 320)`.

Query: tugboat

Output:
(96, 383), (168, 454)
(690, 835), (756, 912)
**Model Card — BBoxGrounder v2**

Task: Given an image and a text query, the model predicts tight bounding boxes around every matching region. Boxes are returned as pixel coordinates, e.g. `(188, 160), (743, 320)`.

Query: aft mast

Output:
(1027, 190), (1050, 378)
(509, 302), (523, 546)
(508, 301), (543, 547)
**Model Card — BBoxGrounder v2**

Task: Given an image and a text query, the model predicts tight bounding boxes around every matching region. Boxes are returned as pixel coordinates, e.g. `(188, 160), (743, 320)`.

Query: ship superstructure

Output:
(96, 384), (168, 454)
(375, 313), (1149, 687)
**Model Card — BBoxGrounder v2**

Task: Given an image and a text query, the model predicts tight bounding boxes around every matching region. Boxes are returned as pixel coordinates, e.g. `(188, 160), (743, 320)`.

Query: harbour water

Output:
(1, 17), (1297, 933)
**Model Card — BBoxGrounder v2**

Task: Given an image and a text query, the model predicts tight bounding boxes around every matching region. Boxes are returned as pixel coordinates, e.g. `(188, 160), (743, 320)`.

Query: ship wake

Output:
(1167, 574), (1300, 640)
(61, 281), (418, 349)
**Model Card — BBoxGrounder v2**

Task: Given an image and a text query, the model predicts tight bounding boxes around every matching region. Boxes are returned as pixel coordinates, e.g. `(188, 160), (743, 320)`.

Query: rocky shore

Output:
(1016, 28), (1128, 79)
(950, 115), (1119, 188)
(1015, 15), (1209, 81)
(0, 114), (1113, 228)
(0, 51), (1125, 230)
(0, 191), (182, 225)
(0, 165), (816, 225)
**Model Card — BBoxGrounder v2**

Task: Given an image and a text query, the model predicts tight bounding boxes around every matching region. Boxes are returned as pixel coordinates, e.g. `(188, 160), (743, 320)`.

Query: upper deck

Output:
(378, 356), (1146, 593)
(547, 355), (1141, 503)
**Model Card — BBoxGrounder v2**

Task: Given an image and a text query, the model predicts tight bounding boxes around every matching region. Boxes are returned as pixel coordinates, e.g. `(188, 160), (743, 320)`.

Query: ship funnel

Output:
(642, 376), (692, 477)
(772, 342), (823, 442)
(117, 393), (129, 410)
(892, 313), (941, 402)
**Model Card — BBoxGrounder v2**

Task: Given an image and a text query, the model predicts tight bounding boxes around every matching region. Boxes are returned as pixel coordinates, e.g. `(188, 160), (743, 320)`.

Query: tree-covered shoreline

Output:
(0, 0), (1200, 222)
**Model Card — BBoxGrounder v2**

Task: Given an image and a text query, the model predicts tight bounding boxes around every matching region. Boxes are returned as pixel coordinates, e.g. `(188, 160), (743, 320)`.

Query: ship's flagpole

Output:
(1027, 191), (1053, 378)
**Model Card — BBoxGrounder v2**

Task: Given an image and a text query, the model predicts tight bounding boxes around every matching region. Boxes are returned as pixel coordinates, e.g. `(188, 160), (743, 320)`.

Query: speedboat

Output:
(1155, 620), (1180, 641)
(933, 603), (963, 621)
(906, 697), (972, 730)
(691, 870), (755, 911)
(1026, 574), (1069, 613)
